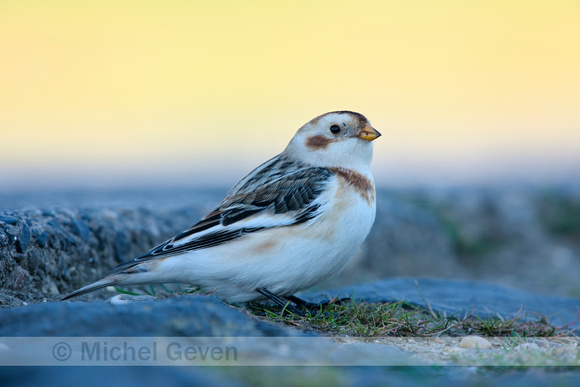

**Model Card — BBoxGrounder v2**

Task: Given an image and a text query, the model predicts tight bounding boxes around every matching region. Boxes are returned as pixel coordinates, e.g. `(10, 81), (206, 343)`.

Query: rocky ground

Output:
(1, 186), (579, 385)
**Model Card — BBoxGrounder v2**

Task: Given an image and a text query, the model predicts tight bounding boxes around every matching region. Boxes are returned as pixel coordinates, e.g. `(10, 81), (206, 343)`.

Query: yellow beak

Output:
(359, 124), (381, 141)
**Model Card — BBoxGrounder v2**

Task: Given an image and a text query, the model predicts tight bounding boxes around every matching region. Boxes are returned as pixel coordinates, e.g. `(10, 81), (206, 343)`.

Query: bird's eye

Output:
(330, 125), (341, 134)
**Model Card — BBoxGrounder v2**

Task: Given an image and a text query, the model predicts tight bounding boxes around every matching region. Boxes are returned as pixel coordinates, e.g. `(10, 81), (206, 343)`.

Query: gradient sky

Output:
(1, 1), (579, 190)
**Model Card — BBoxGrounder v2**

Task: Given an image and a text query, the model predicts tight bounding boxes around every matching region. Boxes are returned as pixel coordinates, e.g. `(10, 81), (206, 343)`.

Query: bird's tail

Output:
(61, 277), (120, 301)
(61, 259), (169, 301)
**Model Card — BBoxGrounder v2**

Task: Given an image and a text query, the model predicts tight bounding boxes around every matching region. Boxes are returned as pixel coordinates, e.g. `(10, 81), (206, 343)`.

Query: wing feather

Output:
(122, 155), (333, 266)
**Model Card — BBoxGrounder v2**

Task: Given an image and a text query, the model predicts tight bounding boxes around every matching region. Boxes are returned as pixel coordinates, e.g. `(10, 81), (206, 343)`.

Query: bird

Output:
(62, 111), (381, 307)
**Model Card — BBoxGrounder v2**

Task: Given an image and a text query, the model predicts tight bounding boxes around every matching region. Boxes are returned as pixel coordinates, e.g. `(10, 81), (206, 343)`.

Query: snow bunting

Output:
(63, 111), (381, 304)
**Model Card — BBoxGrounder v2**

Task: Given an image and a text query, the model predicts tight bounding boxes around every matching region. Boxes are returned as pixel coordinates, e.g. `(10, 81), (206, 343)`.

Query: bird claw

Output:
(288, 295), (351, 310)
(255, 288), (351, 317)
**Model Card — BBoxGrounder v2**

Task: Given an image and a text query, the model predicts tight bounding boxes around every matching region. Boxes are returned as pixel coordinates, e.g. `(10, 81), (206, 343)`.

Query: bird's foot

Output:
(256, 288), (351, 317)
(287, 295), (351, 311)
(255, 288), (306, 316)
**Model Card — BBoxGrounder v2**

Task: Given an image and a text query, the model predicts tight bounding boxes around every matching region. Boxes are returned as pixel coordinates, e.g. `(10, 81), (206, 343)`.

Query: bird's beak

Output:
(359, 125), (381, 142)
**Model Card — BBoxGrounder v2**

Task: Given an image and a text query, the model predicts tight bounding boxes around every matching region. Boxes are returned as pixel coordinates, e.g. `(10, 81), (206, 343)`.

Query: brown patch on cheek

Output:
(306, 135), (332, 150)
(329, 167), (376, 204)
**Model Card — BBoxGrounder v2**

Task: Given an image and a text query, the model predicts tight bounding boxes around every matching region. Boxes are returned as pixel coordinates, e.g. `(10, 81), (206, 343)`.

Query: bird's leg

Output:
(287, 295), (352, 310)
(255, 288), (304, 316)
(256, 288), (288, 308)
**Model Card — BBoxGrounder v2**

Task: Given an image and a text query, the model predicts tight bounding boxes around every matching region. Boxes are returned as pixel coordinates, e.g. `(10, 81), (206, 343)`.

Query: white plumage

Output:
(63, 111), (381, 303)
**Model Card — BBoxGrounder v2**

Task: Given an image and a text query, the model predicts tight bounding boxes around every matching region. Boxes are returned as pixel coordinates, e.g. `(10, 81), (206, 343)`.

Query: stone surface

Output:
(0, 216), (18, 225)
(3, 365), (577, 387)
(0, 191), (220, 306)
(342, 195), (460, 283)
(2, 187), (580, 384)
(0, 367), (246, 387)
(0, 280), (579, 384)
(309, 278), (580, 331)
(0, 295), (297, 337)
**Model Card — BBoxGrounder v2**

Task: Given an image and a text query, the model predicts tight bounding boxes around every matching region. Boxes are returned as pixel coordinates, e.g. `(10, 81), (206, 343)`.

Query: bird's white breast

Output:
(158, 170), (377, 303)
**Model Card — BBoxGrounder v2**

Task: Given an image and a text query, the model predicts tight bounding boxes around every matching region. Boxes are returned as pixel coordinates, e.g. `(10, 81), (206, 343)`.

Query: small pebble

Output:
(108, 294), (156, 305)
(459, 336), (492, 349)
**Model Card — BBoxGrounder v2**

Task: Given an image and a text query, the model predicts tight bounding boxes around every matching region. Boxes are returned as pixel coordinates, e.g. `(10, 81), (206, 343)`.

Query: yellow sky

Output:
(1, 1), (579, 189)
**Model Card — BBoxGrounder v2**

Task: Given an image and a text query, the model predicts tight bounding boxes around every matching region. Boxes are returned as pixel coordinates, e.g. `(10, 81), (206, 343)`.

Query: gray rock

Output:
(0, 363), (578, 387)
(7, 265), (32, 291)
(113, 227), (132, 262)
(70, 219), (90, 242)
(0, 295), (301, 337)
(308, 278), (580, 331)
(0, 277), (579, 384)
(34, 230), (48, 247)
(0, 216), (18, 225)
(337, 193), (459, 285)
(0, 201), (212, 306)
(16, 223), (31, 253)
(0, 366), (246, 387)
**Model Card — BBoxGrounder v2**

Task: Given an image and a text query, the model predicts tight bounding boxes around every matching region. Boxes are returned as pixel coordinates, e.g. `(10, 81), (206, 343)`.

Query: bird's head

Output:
(285, 111), (381, 170)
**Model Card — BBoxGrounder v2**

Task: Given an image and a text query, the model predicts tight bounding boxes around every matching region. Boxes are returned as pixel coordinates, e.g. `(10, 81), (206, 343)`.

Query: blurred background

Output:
(1, 1), (579, 300)
(1, 0), (579, 190)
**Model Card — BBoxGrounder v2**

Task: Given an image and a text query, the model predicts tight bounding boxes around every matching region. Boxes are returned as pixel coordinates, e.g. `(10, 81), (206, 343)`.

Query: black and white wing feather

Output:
(116, 155), (333, 269)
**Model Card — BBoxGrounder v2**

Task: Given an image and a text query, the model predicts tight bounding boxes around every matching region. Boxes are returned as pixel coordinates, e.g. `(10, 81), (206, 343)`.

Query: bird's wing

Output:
(116, 155), (333, 269)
